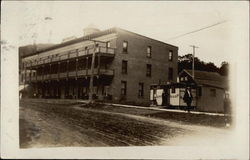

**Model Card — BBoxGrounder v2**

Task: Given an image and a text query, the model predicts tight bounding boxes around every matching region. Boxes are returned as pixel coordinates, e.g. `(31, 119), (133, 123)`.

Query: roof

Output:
(115, 27), (178, 49)
(21, 27), (178, 58)
(22, 28), (117, 58)
(180, 69), (228, 89)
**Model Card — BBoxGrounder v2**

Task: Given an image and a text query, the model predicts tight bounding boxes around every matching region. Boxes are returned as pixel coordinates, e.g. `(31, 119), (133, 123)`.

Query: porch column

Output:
(86, 57), (89, 76)
(49, 64), (52, 79)
(58, 62), (60, 79)
(76, 58), (78, 78)
(67, 60), (69, 79)
(24, 63), (27, 85)
(42, 65), (45, 81)
(35, 66), (37, 82)
(97, 54), (101, 74)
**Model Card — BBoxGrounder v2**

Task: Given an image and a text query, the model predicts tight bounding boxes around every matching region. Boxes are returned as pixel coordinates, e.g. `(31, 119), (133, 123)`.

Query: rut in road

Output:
(20, 101), (187, 146)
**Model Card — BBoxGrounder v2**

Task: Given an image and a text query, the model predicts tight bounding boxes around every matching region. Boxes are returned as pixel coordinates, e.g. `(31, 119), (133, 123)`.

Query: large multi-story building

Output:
(20, 27), (178, 105)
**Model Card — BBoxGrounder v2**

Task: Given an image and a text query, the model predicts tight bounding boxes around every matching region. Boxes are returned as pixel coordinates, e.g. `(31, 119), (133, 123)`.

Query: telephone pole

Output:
(87, 39), (107, 103)
(189, 45), (199, 79)
(89, 41), (97, 103)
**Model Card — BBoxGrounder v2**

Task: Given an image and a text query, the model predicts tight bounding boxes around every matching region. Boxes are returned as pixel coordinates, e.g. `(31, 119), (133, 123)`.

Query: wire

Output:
(166, 20), (227, 41)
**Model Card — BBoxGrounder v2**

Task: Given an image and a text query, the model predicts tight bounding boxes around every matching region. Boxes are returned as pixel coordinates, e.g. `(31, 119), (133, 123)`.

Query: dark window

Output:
(138, 83), (144, 98)
(169, 50), (173, 61)
(107, 41), (111, 48)
(147, 46), (152, 58)
(122, 60), (128, 74)
(95, 43), (99, 52)
(171, 87), (176, 93)
(198, 87), (202, 96)
(123, 41), (128, 52)
(210, 89), (216, 97)
(121, 81), (127, 96)
(146, 64), (152, 77)
(68, 60), (75, 71)
(168, 67), (173, 80)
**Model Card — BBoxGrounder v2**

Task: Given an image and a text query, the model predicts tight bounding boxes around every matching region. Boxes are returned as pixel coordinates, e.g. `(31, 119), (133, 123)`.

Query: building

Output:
(179, 69), (229, 113)
(150, 69), (229, 113)
(20, 27), (178, 105)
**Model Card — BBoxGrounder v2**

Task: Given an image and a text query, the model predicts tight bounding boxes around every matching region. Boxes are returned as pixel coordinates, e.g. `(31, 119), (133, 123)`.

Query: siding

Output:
(197, 86), (224, 113)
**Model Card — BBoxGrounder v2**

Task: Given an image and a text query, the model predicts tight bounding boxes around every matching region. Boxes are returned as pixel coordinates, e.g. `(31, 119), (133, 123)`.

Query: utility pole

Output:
(89, 41), (97, 103)
(83, 39), (106, 103)
(189, 45), (199, 79)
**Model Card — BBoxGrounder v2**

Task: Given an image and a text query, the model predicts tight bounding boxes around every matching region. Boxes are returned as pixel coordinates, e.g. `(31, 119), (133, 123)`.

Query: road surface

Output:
(19, 101), (233, 148)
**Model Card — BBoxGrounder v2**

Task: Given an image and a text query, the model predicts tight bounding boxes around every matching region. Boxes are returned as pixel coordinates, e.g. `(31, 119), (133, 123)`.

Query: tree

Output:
(219, 61), (229, 76)
(178, 54), (220, 73)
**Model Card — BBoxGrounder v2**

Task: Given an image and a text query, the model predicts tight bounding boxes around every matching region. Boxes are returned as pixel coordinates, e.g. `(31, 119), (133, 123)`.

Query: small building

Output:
(150, 69), (229, 113)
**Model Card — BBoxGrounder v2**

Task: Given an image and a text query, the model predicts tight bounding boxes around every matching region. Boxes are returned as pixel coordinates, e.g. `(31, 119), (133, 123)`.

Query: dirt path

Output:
(19, 101), (233, 148)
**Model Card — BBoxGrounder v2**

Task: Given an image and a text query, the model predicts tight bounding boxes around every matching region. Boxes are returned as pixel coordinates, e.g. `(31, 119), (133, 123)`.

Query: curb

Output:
(107, 103), (227, 117)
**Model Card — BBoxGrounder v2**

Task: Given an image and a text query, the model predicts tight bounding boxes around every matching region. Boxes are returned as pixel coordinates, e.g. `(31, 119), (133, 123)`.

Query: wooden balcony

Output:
(23, 46), (115, 68)
(32, 68), (114, 82)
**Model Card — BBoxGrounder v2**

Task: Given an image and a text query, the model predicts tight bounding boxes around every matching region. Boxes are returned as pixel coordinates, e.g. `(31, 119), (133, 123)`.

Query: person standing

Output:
(183, 87), (193, 113)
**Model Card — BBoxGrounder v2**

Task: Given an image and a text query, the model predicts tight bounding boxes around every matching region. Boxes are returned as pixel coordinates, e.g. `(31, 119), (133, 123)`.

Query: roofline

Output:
(198, 83), (225, 90)
(179, 69), (193, 78)
(115, 27), (179, 49)
(179, 69), (226, 89)
(22, 27), (118, 58)
(21, 26), (178, 58)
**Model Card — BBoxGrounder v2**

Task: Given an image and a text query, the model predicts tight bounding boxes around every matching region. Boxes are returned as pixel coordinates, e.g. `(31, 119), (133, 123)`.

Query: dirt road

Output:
(19, 101), (233, 148)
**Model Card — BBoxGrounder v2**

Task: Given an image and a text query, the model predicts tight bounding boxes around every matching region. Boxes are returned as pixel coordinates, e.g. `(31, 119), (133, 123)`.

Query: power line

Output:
(167, 20), (227, 41)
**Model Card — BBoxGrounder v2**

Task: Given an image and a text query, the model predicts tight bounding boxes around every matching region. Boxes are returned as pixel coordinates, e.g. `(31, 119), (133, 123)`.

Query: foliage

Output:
(178, 54), (229, 76)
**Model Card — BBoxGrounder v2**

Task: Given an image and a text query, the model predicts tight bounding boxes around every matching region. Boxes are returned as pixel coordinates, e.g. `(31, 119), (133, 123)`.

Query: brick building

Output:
(20, 27), (178, 105)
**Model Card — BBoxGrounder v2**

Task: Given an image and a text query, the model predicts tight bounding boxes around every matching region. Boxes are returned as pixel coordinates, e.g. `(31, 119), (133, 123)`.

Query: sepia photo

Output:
(1, 1), (249, 159)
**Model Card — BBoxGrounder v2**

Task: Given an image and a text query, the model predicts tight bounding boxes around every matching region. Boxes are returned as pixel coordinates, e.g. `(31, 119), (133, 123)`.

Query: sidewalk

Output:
(108, 103), (227, 117)
(21, 98), (228, 117)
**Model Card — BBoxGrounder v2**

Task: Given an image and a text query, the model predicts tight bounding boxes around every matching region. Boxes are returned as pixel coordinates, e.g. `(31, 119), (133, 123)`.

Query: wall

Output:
(110, 28), (178, 105)
(197, 86), (225, 113)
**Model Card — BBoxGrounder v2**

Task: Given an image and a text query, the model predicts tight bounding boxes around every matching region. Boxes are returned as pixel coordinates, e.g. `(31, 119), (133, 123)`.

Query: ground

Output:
(19, 100), (234, 148)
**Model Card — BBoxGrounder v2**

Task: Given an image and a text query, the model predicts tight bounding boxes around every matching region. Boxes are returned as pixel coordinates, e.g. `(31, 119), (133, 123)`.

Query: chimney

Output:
(83, 24), (100, 36)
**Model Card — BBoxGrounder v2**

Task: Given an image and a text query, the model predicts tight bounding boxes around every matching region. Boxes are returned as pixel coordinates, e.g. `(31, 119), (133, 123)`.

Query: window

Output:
(169, 50), (173, 61)
(147, 46), (152, 58)
(138, 83), (144, 98)
(107, 41), (111, 48)
(210, 89), (216, 97)
(95, 43), (99, 52)
(168, 67), (173, 80)
(121, 81), (127, 96)
(146, 64), (152, 77)
(122, 60), (128, 74)
(198, 87), (202, 96)
(171, 87), (176, 93)
(123, 41), (128, 52)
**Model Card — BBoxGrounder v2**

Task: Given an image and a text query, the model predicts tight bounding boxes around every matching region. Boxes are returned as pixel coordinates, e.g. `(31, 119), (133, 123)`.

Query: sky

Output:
(2, 1), (249, 67)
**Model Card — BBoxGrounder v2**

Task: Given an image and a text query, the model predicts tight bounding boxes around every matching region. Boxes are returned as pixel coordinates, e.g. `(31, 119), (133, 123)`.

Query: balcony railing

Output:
(30, 68), (114, 82)
(51, 73), (58, 79)
(23, 46), (115, 68)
